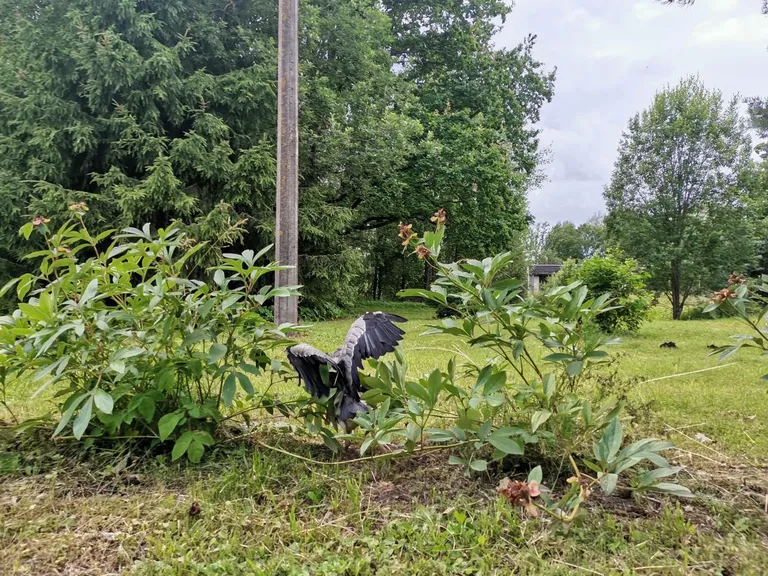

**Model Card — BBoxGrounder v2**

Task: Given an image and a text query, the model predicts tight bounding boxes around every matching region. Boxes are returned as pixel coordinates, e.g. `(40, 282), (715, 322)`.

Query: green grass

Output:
(2, 304), (768, 575)
(614, 318), (768, 460)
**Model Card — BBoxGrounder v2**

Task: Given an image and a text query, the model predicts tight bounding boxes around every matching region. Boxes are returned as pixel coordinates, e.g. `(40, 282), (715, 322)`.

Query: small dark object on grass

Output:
(707, 344), (718, 350)
(189, 501), (202, 517)
(660, 341), (677, 348)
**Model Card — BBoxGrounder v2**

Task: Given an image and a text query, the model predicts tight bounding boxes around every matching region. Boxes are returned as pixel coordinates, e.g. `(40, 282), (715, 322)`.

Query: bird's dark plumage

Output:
(285, 312), (406, 430)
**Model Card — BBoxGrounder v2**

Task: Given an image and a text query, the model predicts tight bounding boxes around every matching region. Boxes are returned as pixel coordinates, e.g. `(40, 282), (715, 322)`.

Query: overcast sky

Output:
(497, 0), (768, 225)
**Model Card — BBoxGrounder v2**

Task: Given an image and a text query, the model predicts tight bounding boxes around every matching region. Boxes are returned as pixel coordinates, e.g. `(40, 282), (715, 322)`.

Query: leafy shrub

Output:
(325, 213), (692, 523)
(681, 292), (754, 321)
(706, 274), (768, 380)
(0, 208), (298, 461)
(550, 253), (651, 333)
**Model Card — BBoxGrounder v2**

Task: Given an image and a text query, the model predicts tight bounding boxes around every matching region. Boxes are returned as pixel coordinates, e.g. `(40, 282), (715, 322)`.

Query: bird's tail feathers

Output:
(338, 395), (369, 423)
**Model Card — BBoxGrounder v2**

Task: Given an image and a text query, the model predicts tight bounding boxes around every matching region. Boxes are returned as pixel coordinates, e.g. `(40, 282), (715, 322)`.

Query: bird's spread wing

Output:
(337, 312), (407, 373)
(285, 343), (340, 398)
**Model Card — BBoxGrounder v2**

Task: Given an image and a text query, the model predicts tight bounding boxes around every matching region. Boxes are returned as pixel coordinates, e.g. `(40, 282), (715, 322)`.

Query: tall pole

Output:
(275, 0), (299, 325)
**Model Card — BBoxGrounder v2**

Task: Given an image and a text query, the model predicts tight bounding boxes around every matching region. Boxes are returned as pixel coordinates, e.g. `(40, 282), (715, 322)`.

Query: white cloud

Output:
(562, 7), (604, 31)
(693, 16), (768, 46)
(632, 2), (667, 22)
(592, 46), (630, 60)
(711, 0), (741, 13)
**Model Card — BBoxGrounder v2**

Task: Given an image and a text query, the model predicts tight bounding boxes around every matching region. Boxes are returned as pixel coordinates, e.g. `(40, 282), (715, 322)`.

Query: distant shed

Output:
(528, 264), (562, 292)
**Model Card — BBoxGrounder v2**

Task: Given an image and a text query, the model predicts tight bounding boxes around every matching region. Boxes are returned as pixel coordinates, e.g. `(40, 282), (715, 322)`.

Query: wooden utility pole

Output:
(275, 0), (299, 325)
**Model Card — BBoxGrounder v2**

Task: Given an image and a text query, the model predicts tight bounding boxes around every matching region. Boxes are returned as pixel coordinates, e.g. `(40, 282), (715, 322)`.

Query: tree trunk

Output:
(671, 261), (683, 320)
(423, 262), (436, 290)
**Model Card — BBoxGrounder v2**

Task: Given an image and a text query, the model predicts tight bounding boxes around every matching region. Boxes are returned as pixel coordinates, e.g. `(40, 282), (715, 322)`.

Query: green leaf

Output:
(492, 278), (523, 291)
(194, 431), (216, 446)
(397, 288), (446, 304)
(488, 430), (524, 455)
(80, 278), (99, 306)
(649, 483), (694, 498)
(72, 397), (94, 440)
(426, 368), (444, 401)
(405, 380), (431, 404)
(599, 473), (618, 496)
(719, 346), (740, 361)
(634, 451), (670, 468)
(598, 418), (623, 463)
(222, 372), (237, 407)
(407, 398), (422, 416)
(542, 373), (556, 400)
(172, 431), (193, 461)
(113, 347), (144, 361)
(93, 389), (114, 414)
(0, 277), (20, 300)
(360, 437), (376, 456)
(53, 393), (88, 437)
(268, 287), (296, 298)
(239, 362), (261, 377)
(198, 299), (215, 319)
(544, 353), (574, 362)
(531, 410), (552, 433)
(322, 433), (342, 454)
(426, 429), (455, 443)
(17, 273), (34, 300)
(137, 396), (156, 422)
(109, 359), (126, 374)
(187, 440), (205, 463)
(469, 459), (488, 472)
(405, 422), (421, 444)
(31, 356), (71, 398)
(19, 222), (34, 240)
(480, 288), (497, 310)
(566, 360), (583, 377)
(477, 419), (493, 441)
(188, 358), (204, 378)
(486, 392), (506, 407)
(158, 411), (184, 441)
(482, 371), (506, 396)
(182, 330), (209, 348)
(528, 465), (543, 485)
(235, 371), (254, 396)
(155, 369), (175, 392)
(637, 466), (682, 487)
(448, 455), (467, 467)
(206, 343), (227, 364)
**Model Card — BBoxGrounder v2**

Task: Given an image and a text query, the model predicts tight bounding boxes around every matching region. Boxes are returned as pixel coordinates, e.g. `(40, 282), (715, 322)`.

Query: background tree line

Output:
(2, 0), (766, 323)
(0, 0), (555, 317)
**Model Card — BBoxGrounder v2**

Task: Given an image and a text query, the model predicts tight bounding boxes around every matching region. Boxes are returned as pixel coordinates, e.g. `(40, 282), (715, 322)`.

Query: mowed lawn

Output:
(2, 304), (768, 575)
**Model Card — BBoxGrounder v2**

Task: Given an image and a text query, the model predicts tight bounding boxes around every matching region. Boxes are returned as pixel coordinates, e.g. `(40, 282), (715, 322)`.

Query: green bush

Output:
(0, 207), (298, 462)
(550, 253), (651, 333)
(706, 274), (768, 380)
(329, 214), (692, 523)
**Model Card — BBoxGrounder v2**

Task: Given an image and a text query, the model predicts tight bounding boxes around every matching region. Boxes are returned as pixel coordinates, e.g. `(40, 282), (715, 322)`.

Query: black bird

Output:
(286, 312), (406, 431)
